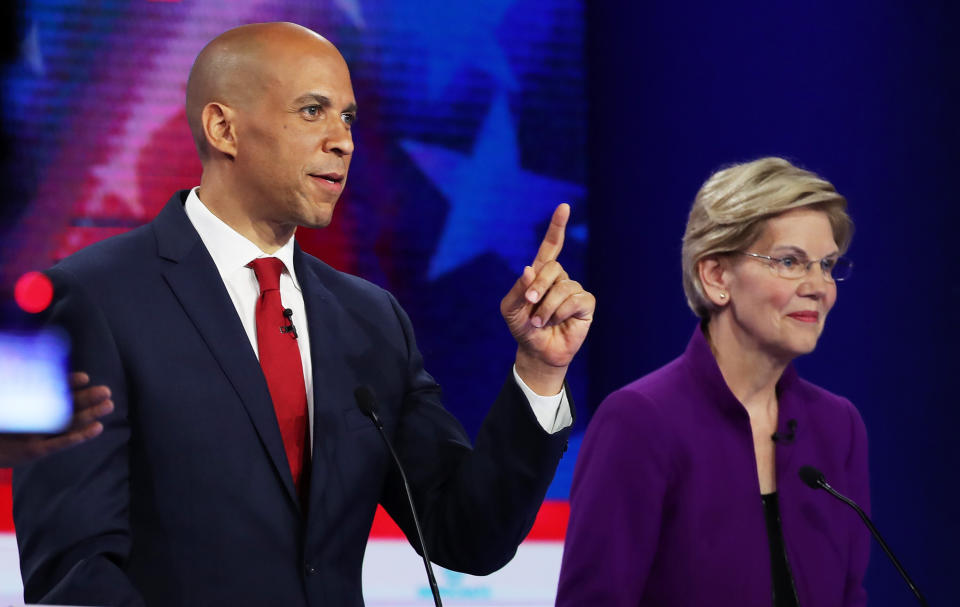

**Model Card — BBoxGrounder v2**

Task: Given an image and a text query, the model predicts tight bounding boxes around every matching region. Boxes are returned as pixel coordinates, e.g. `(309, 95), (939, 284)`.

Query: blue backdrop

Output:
(585, 2), (957, 605)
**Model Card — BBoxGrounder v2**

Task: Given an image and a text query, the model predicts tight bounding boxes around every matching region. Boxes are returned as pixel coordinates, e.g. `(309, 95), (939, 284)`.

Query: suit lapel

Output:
(293, 245), (353, 522)
(153, 192), (301, 509)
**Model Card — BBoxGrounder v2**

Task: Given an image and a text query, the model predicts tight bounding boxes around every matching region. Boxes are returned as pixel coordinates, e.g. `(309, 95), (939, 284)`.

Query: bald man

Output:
(12, 22), (593, 607)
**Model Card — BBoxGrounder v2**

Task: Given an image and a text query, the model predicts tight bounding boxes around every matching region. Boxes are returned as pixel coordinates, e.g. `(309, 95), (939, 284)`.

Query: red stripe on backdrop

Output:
(524, 500), (570, 540)
(0, 477), (569, 540)
(369, 500), (569, 541)
(0, 469), (12, 532)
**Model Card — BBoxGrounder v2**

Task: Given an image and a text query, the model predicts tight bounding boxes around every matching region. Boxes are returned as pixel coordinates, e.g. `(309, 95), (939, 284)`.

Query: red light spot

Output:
(14, 271), (54, 314)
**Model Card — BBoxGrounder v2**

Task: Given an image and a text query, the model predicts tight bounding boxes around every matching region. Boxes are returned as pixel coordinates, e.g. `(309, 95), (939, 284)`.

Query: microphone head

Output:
(354, 385), (379, 419)
(798, 465), (825, 489)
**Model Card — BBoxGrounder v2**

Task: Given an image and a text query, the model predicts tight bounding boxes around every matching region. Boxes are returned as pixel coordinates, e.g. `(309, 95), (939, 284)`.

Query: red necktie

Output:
(248, 258), (309, 495)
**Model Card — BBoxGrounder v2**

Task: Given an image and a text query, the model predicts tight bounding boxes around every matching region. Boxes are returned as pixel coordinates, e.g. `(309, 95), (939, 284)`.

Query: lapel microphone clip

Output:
(280, 308), (298, 339)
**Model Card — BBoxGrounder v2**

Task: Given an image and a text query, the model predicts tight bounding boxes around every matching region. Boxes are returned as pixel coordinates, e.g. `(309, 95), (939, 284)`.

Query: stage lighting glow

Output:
(13, 272), (53, 314)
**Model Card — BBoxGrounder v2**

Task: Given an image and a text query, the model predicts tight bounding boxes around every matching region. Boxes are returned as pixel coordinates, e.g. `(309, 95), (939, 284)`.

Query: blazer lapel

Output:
(774, 363), (808, 477)
(153, 192), (301, 509)
(293, 245), (354, 521)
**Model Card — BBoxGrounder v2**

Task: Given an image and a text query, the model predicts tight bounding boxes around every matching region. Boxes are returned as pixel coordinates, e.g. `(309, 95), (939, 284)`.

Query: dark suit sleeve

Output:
(378, 293), (571, 575)
(12, 267), (145, 606)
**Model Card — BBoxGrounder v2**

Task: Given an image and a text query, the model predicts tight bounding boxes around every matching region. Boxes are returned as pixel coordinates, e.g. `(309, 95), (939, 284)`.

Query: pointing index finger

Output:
(532, 203), (570, 271)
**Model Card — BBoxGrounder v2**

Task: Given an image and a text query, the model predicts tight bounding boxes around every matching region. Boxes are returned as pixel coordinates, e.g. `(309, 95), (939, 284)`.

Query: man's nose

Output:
(324, 121), (354, 157)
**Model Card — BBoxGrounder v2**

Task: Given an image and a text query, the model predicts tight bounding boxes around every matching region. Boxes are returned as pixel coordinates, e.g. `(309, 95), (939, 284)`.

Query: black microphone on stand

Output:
(798, 465), (928, 606)
(354, 385), (442, 607)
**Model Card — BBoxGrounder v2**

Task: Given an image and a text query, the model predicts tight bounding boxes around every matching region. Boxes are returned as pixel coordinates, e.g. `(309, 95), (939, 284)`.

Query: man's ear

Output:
(698, 256), (731, 307)
(201, 102), (238, 160)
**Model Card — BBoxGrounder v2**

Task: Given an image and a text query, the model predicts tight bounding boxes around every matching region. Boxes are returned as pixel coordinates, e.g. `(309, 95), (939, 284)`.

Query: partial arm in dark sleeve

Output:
(12, 267), (145, 606)
(378, 293), (572, 575)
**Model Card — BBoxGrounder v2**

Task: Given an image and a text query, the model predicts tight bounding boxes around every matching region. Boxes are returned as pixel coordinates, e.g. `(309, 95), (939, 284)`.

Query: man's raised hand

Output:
(500, 203), (595, 396)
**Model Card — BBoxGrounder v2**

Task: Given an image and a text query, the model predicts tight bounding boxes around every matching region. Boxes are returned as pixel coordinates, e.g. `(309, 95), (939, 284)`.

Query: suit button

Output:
(305, 564), (318, 575)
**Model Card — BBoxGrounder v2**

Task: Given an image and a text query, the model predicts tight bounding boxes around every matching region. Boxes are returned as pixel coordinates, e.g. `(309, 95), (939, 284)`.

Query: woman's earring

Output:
(719, 292), (727, 300)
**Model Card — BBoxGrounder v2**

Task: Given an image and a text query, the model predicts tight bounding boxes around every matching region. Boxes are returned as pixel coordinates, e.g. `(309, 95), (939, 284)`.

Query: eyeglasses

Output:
(738, 251), (853, 282)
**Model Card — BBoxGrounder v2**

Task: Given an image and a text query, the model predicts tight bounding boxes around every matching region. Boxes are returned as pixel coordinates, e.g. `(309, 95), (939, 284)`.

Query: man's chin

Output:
(298, 218), (334, 230)
(297, 202), (337, 229)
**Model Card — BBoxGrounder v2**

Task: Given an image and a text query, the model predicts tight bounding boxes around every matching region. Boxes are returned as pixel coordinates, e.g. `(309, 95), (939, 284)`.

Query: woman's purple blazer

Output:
(557, 326), (870, 606)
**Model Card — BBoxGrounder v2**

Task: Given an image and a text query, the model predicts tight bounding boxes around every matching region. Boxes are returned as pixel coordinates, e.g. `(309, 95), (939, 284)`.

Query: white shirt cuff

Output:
(512, 365), (573, 434)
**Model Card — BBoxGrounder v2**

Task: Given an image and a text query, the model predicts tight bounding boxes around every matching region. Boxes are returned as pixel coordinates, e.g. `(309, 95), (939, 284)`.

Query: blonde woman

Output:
(557, 158), (869, 606)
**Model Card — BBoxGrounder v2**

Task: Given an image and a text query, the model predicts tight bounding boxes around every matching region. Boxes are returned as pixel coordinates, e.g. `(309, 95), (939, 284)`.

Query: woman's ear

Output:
(698, 256), (731, 307)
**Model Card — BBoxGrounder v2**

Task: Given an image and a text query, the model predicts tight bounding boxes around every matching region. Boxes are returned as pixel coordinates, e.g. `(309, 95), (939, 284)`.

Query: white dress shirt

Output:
(183, 187), (571, 437)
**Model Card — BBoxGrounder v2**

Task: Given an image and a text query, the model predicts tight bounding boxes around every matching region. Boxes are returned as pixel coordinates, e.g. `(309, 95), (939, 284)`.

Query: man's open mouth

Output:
(311, 172), (344, 185)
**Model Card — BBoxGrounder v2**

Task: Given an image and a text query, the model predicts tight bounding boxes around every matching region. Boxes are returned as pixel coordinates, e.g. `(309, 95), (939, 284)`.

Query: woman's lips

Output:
(787, 311), (819, 323)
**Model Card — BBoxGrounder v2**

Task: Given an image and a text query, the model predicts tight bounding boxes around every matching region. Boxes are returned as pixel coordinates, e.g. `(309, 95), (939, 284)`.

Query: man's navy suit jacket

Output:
(13, 191), (571, 606)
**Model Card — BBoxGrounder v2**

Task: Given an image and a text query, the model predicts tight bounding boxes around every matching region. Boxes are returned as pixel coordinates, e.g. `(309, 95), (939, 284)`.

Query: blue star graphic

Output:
(401, 95), (585, 279)
(363, 0), (518, 97)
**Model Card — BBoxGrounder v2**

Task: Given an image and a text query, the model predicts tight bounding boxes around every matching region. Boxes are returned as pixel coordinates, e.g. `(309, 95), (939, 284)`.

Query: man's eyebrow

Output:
(293, 93), (332, 108)
(293, 94), (357, 114)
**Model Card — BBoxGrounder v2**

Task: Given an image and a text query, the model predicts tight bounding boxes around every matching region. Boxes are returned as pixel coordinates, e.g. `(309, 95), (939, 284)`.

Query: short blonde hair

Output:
(681, 157), (854, 319)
